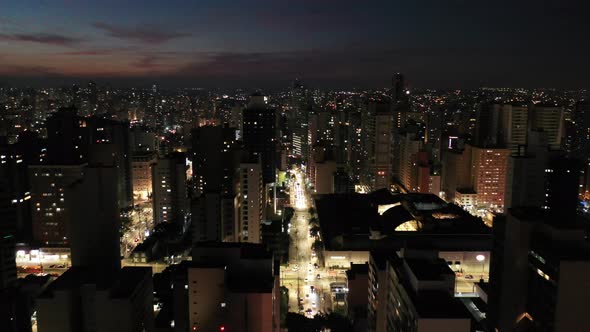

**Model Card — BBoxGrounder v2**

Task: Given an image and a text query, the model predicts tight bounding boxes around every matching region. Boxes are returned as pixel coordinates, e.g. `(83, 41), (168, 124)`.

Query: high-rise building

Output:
(498, 104), (528, 153)
(191, 125), (239, 243)
(37, 267), (155, 332)
(131, 151), (157, 202)
(371, 102), (395, 190)
(67, 166), (121, 279)
(504, 130), (557, 209)
(243, 93), (277, 185)
(166, 243), (279, 332)
(29, 164), (85, 246)
(152, 152), (187, 226)
(367, 252), (473, 332)
(236, 156), (264, 243)
(398, 131), (423, 192)
(45, 107), (87, 165)
(0, 235), (16, 290)
(530, 104), (565, 151)
(191, 125), (237, 196)
(543, 157), (584, 220)
(192, 192), (234, 243)
(289, 79), (310, 160)
(85, 117), (134, 209)
(475, 103), (502, 147)
(489, 208), (590, 331)
(470, 146), (509, 212)
(314, 160), (337, 194)
(391, 73), (406, 104)
(46, 109), (134, 209)
(568, 100), (590, 159)
(0, 140), (32, 241)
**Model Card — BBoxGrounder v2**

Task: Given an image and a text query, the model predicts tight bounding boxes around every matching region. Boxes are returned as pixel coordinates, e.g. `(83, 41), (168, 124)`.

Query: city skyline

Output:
(1, 0), (590, 88)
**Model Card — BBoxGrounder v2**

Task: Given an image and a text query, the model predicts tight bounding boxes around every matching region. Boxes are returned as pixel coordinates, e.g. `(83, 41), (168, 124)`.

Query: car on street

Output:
(316, 274), (321, 280)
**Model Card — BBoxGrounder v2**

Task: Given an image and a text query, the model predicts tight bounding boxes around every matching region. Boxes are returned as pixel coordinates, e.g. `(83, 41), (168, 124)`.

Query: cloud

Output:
(0, 33), (81, 46)
(0, 64), (58, 76)
(93, 22), (190, 44)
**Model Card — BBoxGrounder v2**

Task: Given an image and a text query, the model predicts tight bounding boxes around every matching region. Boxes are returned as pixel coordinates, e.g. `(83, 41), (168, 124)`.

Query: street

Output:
(282, 168), (335, 318)
(120, 202), (154, 258)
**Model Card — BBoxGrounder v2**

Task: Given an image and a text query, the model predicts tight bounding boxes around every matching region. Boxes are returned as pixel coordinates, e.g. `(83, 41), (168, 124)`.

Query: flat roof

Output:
(413, 291), (472, 319)
(40, 266), (151, 299)
(316, 192), (490, 251)
(405, 258), (455, 281)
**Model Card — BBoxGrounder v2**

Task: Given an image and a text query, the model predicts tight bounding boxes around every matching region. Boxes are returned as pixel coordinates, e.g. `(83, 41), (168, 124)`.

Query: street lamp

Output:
(476, 254), (485, 280)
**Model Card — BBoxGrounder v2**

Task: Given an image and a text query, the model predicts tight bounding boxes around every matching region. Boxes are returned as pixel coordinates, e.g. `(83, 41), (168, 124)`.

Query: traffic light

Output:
(192, 325), (197, 331)
(219, 326), (225, 331)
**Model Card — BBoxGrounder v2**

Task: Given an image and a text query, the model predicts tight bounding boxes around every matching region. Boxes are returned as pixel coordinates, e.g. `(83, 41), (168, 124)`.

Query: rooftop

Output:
(413, 290), (473, 319)
(316, 191), (490, 251)
(405, 258), (455, 281)
(40, 266), (151, 299)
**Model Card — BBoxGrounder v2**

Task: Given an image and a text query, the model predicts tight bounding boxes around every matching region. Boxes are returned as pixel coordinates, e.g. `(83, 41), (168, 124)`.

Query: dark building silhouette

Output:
(243, 93), (277, 185)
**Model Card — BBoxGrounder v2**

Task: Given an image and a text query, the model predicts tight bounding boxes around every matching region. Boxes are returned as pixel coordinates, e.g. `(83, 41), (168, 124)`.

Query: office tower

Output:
(470, 146), (509, 212)
(489, 208), (590, 331)
(236, 155), (264, 243)
(243, 93), (277, 185)
(37, 267), (155, 332)
(29, 164), (85, 245)
(152, 152), (187, 226)
(441, 145), (472, 202)
(132, 152), (157, 202)
(67, 166), (121, 278)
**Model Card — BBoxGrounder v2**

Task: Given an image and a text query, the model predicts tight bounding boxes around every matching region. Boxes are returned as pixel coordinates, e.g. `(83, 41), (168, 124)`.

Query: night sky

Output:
(1, 0), (589, 88)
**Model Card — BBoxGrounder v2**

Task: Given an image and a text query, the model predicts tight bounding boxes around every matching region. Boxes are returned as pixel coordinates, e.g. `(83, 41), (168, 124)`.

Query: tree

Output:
(285, 313), (321, 332)
(280, 286), (289, 326)
(312, 239), (323, 253)
(324, 312), (353, 332)
(308, 217), (319, 227)
(308, 207), (316, 215)
(310, 225), (321, 238)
